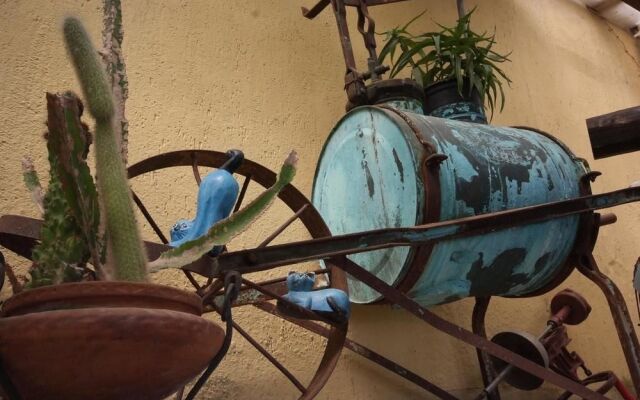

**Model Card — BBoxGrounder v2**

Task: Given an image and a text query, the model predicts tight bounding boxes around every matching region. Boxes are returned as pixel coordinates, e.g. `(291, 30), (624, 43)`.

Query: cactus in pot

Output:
(26, 17), (297, 285)
(0, 15), (300, 400)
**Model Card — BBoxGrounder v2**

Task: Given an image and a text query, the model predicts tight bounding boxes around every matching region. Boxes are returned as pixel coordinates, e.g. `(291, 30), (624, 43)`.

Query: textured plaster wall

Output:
(1, 0), (639, 399)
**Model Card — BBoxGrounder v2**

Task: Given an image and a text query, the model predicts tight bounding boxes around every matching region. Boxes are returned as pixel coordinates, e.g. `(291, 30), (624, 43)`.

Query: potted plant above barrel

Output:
(378, 9), (512, 123)
(0, 17), (297, 400)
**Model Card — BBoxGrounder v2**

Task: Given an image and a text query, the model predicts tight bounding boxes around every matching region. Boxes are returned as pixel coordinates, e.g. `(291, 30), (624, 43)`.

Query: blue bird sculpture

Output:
(278, 271), (351, 323)
(169, 150), (244, 256)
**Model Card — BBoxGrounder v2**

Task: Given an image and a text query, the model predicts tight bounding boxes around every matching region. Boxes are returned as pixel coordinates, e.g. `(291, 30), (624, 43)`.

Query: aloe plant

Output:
(24, 17), (297, 286)
(378, 8), (512, 117)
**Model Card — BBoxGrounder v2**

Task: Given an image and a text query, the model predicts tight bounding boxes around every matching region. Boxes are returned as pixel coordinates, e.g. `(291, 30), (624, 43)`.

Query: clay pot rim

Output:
(1, 281), (203, 317)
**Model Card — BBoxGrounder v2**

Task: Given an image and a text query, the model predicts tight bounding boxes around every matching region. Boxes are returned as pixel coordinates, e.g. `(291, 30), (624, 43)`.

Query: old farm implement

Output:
(1, 1), (640, 399)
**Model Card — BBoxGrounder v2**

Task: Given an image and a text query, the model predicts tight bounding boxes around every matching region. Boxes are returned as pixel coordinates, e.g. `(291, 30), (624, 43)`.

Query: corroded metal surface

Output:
(313, 106), (426, 302)
(313, 105), (589, 305)
(406, 113), (586, 305)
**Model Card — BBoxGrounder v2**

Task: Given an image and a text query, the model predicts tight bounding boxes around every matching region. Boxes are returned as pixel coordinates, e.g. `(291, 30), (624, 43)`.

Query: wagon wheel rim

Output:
(127, 149), (348, 399)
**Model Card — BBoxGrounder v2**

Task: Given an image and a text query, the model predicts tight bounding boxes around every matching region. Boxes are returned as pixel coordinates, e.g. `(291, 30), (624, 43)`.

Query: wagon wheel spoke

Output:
(232, 321), (306, 393)
(233, 174), (252, 213)
(132, 188), (203, 291)
(200, 279), (225, 304)
(131, 190), (168, 244)
(191, 153), (202, 186)
(259, 204), (309, 248)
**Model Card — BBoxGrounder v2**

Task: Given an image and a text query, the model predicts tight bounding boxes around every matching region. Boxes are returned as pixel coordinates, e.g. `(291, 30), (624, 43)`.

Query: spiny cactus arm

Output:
(21, 156), (45, 215)
(94, 121), (147, 281)
(30, 171), (87, 287)
(149, 151), (298, 272)
(45, 92), (102, 270)
(64, 17), (147, 281)
(101, 0), (129, 163)
(64, 18), (114, 122)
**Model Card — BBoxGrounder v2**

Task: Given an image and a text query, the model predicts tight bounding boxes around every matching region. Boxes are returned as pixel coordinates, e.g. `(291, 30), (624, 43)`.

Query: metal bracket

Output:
(301, 0), (409, 107)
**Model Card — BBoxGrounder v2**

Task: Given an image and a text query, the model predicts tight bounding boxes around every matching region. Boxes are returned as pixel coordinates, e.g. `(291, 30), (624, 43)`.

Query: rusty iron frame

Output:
(301, 0), (408, 107)
(472, 297), (501, 400)
(2, 150), (640, 399)
(201, 186), (640, 276)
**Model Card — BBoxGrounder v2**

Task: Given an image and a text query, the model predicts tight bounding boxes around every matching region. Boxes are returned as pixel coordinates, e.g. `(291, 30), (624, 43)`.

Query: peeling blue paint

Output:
(430, 101), (487, 124)
(313, 103), (586, 306)
(384, 99), (424, 114)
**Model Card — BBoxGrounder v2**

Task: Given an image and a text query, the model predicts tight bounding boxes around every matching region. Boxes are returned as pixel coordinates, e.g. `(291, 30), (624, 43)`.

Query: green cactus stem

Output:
(101, 0), (130, 164)
(44, 92), (102, 271)
(30, 93), (99, 287)
(149, 151), (298, 273)
(63, 18), (113, 122)
(63, 17), (147, 282)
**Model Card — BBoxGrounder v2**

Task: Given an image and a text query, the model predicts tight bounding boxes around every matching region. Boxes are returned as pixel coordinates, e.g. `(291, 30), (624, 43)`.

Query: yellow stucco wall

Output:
(1, 0), (640, 398)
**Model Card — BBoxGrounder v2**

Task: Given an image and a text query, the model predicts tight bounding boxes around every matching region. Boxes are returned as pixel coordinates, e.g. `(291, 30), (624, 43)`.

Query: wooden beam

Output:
(587, 105), (640, 159)
(622, 0), (640, 12)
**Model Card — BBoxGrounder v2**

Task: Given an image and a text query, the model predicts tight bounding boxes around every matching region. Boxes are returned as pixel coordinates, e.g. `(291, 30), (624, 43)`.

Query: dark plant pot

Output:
(0, 281), (224, 400)
(423, 79), (487, 123)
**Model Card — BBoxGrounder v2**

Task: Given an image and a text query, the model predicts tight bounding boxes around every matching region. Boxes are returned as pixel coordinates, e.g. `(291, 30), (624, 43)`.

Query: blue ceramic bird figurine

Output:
(169, 150), (244, 256)
(278, 271), (351, 323)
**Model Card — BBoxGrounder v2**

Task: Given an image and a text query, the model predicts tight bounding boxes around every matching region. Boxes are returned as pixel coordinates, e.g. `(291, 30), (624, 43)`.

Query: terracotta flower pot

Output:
(0, 281), (225, 400)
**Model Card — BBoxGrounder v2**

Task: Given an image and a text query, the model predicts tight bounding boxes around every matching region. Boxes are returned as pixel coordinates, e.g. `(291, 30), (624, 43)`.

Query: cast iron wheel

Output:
(127, 149), (348, 399)
(0, 149), (348, 400)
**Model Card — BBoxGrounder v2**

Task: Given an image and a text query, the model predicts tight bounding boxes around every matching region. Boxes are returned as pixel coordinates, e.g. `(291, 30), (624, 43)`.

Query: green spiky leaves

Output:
(378, 8), (512, 118)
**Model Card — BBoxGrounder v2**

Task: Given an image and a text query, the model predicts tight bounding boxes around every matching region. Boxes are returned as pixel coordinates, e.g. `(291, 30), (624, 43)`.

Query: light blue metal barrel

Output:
(312, 102), (589, 306)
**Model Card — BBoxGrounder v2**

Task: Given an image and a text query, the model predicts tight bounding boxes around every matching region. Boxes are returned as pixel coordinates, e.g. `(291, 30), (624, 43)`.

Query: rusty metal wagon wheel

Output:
(126, 149), (348, 400)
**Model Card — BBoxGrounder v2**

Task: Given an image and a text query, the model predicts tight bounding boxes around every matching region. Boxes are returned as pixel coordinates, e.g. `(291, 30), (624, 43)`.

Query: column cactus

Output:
(60, 17), (297, 282)
(63, 17), (147, 281)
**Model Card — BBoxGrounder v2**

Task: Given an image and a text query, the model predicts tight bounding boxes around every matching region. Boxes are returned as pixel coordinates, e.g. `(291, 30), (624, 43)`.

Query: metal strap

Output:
(329, 256), (608, 400)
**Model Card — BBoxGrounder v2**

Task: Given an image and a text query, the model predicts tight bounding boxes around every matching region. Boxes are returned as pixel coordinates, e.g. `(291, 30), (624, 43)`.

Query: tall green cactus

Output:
(63, 17), (147, 282)
(55, 17), (297, 282)
(30, 93), (100, 287)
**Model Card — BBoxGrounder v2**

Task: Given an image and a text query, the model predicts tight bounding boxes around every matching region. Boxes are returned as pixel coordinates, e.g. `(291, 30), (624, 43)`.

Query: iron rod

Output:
(233, 321), (306, 393)
(131, 190), (168, 244)
(208, 186), (640, 277)
(578, 254), (640, 396)
(258, 204), (309, 248)
(254, 301), (458, 400)
(233, 174), (252, 213)
(472, 297), (501, 400)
